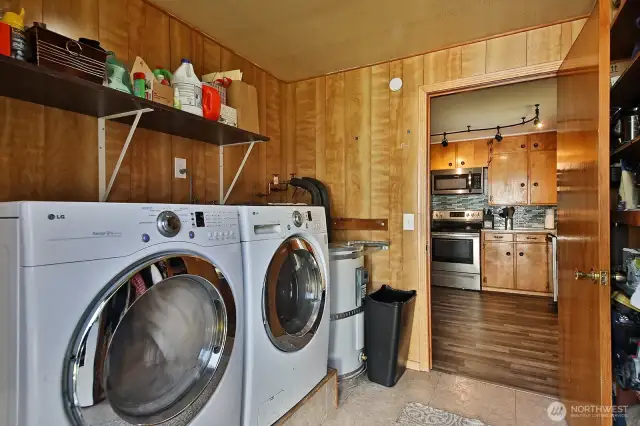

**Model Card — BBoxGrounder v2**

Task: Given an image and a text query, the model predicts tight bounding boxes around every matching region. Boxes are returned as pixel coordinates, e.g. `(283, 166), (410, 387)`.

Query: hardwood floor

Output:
(431, 286), (559, 396)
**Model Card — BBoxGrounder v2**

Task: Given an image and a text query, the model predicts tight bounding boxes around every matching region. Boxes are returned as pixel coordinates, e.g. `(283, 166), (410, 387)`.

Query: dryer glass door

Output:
(263, 237), (326, 352)
(64, 254), (236, 426)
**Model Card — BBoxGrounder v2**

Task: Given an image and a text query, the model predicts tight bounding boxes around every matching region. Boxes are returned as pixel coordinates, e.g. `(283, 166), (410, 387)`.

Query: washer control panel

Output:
(141, 205), (239, 244)
(188, 209), (239, 242)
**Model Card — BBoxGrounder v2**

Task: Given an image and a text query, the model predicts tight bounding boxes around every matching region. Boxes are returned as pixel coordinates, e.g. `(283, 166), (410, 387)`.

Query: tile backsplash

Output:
(431, 193), (556, 228)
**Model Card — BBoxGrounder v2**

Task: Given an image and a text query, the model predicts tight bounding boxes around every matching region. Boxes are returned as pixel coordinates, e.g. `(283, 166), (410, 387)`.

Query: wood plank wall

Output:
(0, 0), (587, 364)
(0, 0), (283, 204)
(280, 18), (586, 363)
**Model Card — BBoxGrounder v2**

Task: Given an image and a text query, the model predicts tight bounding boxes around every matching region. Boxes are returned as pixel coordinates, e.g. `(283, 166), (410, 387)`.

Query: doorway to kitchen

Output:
(425, 77), (560, 396)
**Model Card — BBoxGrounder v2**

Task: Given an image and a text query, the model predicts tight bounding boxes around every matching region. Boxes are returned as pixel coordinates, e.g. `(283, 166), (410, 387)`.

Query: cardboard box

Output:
(130, 56), (174, 107)
(219, 104), (238, 127)
(226, 81), (259, 133)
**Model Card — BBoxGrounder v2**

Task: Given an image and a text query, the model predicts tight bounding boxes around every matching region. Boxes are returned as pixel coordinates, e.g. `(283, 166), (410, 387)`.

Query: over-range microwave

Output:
(431, 168), (484, 195)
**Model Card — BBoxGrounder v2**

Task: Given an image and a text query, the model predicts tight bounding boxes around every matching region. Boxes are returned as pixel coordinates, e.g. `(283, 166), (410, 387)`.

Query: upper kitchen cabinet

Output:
(489, 132), (557, 205)
(489, 150), (528, 205)
(492, 134), (528, 153)
(529, 132), (557, 151)
(455, 140), (490, 168)
(430, 140), (489, 170)
(529, 149), (557, 204)
(431, 144), (457, 170)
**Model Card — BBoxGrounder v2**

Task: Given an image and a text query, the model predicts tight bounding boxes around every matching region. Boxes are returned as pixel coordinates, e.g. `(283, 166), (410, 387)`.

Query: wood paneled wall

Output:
(0, 1), (587, 364)
(0, 0), (283, 204)
(278, 18), (586, 363)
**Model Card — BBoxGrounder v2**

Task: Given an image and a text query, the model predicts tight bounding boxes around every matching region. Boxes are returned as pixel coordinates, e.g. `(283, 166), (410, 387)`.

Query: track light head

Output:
(534, 117), (543, 129)
(494, 126), (503, 142)
(442, 132), (448, 147)
(534, 104), (543, 129)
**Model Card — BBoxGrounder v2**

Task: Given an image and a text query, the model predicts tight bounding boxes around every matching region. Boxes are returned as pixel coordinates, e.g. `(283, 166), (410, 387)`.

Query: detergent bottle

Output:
(171, 59), (202, 116)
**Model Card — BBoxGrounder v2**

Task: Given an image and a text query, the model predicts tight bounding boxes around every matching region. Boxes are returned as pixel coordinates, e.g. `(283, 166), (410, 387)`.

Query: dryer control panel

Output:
(238, 205), (327, 242)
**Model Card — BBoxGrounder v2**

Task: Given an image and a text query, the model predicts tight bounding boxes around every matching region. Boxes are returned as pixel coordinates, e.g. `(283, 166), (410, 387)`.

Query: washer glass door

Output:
(64, 254), (236, 425)
(263, 237), (326, 352)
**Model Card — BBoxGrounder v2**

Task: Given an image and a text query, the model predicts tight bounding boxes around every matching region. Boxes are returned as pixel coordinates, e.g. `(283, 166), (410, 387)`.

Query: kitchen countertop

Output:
(481, 228), (556, 234)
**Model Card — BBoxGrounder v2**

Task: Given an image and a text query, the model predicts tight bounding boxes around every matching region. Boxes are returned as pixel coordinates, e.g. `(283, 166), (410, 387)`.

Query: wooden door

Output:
(482, 242), (515, 289)
(456, 140), (490, 168)
(529, 150), (557, 204)
(488, 151), (528, 205)
(515, 243), (549, 292)
(557, 1), (611, 423)
(492, 134), (528, 154)
(431, 143), (456, 170)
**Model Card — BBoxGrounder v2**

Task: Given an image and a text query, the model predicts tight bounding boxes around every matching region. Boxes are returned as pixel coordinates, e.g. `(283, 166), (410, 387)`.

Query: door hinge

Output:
(426, 244), (428, 253)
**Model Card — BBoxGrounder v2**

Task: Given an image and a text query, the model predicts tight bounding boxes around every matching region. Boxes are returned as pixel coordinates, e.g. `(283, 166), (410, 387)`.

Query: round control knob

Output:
(157, 211), (181, 237)
(292, 211), (304, 227)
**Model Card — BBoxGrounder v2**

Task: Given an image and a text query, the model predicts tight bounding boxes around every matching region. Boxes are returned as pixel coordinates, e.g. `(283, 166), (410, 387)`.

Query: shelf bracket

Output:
(98, 108), (153, 202)
(219, 141), (256, 205)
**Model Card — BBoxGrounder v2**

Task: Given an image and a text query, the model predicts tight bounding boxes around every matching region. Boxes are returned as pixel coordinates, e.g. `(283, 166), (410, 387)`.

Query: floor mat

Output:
(396, 402), (486, 426)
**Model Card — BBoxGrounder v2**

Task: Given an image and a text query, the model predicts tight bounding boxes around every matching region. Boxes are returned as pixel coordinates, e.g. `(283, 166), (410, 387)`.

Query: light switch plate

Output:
(175, 158), (186, 179)
(403, 213), (415, 231)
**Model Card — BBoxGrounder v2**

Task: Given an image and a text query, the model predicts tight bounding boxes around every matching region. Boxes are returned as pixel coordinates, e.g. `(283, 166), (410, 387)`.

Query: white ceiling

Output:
(149, 0), (594, 81)
(430, 78), (558, 143)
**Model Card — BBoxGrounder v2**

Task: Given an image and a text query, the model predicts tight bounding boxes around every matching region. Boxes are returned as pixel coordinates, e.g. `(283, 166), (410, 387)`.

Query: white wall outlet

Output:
(403, 213), (415, 231)
(175, 158), (187, 179)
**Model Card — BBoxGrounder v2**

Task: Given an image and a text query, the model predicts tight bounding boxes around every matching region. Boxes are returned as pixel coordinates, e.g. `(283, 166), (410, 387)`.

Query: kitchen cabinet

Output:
(488, 132), (557, 205)
(482, 242), (515, 289)
(488, 151), (528, 205)
(515, 242), (549, 292)
(528, 149), (557, 205)
(431, 144), (457, 170)
(482, 231), (552, 296)
(529, 132), (557, 151)
(492, 134), (528, 153)
(455, 140), (490, 168)
(430, 139), (489, 170)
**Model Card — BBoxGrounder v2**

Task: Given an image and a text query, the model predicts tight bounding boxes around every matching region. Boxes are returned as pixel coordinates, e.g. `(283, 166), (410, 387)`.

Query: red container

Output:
(0, 23), (10, 56)
(202, 83), (221, 121)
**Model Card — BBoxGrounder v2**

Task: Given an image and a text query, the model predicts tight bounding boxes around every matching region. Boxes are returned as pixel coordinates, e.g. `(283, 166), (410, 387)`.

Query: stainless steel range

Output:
(431, 210), (482, 291)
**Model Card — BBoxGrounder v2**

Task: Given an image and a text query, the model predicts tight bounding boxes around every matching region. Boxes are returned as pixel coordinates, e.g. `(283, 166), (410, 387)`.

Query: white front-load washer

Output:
(238, 205), (330, 426)
(0, 202), (244, 426)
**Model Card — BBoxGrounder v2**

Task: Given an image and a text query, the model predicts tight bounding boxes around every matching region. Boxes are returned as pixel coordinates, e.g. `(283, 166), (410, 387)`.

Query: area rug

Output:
(396, 402), (486, 426)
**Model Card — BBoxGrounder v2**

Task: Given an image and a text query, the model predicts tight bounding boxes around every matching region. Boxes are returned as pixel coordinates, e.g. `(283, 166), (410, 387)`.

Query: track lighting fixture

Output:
(430, 104), (543, 140)
(533, 104), (543, 129)
(494, 126), (503, 142)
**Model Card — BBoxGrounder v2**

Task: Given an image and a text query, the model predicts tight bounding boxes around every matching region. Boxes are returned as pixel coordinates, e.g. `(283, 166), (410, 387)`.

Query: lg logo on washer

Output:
(47, 214), (65, 220)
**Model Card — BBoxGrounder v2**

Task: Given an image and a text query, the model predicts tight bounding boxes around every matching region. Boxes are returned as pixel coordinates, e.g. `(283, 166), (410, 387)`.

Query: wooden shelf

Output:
(611, 54), (640, 109)
(611, 135), (640, 162)
(0, 55), (269, 146)
(613, 210), (640, 226)
(611, 0), (640, 61)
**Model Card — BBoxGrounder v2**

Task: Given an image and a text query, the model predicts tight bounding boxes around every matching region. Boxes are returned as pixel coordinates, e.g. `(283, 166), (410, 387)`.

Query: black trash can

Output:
(364, 285), (417, 387)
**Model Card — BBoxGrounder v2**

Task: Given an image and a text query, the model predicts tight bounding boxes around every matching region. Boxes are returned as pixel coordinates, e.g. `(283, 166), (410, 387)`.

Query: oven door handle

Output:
(468, 172), (472, 193)
(431, 232), (480, 240)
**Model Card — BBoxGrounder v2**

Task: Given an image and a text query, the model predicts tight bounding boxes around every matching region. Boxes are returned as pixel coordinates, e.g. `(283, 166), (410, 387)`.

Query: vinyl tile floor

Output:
(322, 370), (566, 426)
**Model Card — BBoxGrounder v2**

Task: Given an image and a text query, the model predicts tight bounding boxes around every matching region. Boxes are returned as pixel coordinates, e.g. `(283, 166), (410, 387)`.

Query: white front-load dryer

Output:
(238, 206), (330, 426)
(0, 202), (244, 426)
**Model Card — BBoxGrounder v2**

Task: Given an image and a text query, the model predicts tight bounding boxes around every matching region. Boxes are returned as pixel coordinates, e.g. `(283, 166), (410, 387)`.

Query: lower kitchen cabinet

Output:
(482, 242), (515, 289)
(482, 231), (552, 296)
(515, 242), (549, 292)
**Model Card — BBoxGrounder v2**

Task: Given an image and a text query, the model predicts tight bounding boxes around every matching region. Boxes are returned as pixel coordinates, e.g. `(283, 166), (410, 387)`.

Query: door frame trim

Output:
(416, 60), (563, 371)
